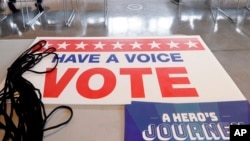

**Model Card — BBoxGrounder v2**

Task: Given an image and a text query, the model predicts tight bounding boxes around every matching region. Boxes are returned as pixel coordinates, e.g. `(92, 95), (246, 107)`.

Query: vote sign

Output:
(24, 36), (246, 104)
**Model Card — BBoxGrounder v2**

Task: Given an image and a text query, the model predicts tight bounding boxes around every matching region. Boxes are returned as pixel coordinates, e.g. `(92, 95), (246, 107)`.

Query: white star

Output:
(112, 41), (124, 49)
(130, 41), (142, 49)
(75, 42), (88, 50)
(185, 40), (198, 48)
(167, 41), (179, 49)
(149, 41), (161, 49)
(58, 42), (70, 49)
(43, 42), (53, 49)
(94, 42), (106, 49)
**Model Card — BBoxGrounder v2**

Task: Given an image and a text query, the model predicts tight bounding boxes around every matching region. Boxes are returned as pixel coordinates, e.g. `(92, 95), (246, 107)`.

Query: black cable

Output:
(0, 40), (73, 141)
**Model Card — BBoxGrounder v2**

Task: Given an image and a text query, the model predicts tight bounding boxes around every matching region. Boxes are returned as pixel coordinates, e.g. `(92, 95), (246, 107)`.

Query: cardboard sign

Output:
(125, 101), (250, 141)
(23, 36), (246, 104)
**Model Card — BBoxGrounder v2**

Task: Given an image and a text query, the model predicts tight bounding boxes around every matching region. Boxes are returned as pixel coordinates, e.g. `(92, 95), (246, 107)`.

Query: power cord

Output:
(0, 40), (73, 141)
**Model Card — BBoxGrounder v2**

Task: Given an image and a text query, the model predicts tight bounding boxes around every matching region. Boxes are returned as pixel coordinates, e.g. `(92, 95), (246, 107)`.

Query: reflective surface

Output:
(0, 0), (250, 101)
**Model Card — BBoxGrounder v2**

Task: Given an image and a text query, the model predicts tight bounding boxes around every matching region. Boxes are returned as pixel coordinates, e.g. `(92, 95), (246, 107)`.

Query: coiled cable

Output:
(0, 40), (73, 141)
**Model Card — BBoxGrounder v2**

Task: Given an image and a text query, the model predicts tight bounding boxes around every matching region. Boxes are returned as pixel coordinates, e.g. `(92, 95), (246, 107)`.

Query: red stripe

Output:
(38, 38), (205, 52)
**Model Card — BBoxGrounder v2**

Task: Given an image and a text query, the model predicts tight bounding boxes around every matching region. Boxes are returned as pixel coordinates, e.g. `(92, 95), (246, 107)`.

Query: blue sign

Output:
(125, 101), (250, 141)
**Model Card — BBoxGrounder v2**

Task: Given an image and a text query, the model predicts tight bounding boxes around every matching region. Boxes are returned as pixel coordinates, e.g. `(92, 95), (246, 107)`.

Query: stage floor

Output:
(1, 0), (250, 102)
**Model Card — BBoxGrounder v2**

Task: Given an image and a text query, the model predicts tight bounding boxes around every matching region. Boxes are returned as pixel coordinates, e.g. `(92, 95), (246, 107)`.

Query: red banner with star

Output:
(41, 38), (204, 52)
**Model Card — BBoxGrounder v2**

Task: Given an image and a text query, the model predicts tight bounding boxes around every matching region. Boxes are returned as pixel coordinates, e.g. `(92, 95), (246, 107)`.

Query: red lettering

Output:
(44, 68), (79, 98)
(120, 68), (152, 98)
(76, 68), (116, 99)
(156, 67), (198, 97)
(43, 67), (198, 100)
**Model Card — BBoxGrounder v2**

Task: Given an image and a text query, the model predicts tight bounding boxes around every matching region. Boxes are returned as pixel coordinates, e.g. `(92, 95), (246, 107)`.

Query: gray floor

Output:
(0, 0), (250, 101)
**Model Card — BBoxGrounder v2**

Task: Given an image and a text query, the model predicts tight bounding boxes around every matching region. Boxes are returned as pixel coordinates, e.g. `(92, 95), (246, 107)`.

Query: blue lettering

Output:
(142, 123), (231, 140)
(172, 123), (188, 140)
(157, 123), (172, 140)
(151, 54), (157, 62)
(78, 54), (89, 63)
(52, 54), (101, 63)
(64, 54), (76, 63)
(125, 54), (136, 63)
(171, 53), (183, 62)
(202, 123), (220, 140)
(106, 54), (119, 63)
(217, 122), (230, 139)
(125, 53), (183, 63)
(53, 54), (66, 63)
(157, 53), (170, 62)
(187, 123), (205, 140)
(142, 124), (156, 140)
(89, 54), (100, 63)
(138, 54), (150, 63)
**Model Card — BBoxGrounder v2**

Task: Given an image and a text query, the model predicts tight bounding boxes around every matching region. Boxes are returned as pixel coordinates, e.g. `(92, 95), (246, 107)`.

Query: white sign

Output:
(22, 36), (246, 104)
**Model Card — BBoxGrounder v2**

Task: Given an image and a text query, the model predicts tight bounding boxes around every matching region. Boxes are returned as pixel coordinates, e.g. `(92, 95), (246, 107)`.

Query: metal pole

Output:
(236, 0), (239, 23)
(246, 0), (250, 10)
(217, 0), (236, 23)
(63, 0), (68, 25)
(0, 15), (7, 22)
(25, 11), (44, 27)
(104, 0), (107, 26)
(64, 0), (78, 27)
